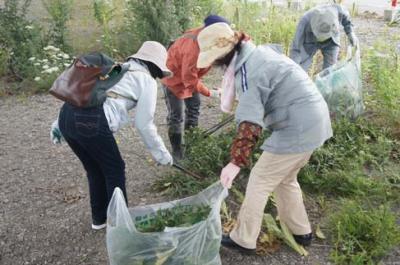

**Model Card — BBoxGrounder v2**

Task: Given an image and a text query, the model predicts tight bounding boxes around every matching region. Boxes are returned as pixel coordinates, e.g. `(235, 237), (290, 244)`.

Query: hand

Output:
(50, 120), (63, 144)
(157, 151), (173, 166)
(210, 88), (221, 98)
(348, 32), (358, 47)
(220, 162), (241, 189)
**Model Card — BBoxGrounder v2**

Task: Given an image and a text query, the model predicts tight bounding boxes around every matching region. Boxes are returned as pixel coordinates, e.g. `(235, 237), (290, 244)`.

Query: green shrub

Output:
(363, 40), (400, 136)
(93, 0), (118, 57)
(222, 1), (298, 54)
(329, 200), (400, 264)
(0, 0), (44, 78)
(42, 0), (74, 51)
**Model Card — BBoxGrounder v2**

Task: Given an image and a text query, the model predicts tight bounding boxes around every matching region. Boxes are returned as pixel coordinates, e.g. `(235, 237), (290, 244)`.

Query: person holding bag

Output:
(196, 23), (333, 253)
(50, 41), (173, 230)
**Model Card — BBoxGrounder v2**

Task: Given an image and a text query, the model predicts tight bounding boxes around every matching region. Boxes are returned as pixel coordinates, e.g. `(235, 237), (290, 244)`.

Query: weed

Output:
(329, 200), (400, 264)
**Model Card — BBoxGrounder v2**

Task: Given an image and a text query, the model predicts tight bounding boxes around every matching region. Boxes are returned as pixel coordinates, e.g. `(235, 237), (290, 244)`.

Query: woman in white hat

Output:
(290, 3), (358, 71)
(197, 23), (332, 253)
(50, 41), (173, 230)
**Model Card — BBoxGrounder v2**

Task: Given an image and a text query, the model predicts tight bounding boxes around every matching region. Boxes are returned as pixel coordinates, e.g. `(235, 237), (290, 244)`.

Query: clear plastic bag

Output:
(315, 46), (364, 120)
(106, 182), (228, 265)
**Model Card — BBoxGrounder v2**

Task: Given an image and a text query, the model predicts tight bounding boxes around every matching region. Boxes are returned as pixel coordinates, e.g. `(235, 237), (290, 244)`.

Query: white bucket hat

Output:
(197, 22), (238, 69)
(310, 7), (340, 43)
(127, 41), (172, 78)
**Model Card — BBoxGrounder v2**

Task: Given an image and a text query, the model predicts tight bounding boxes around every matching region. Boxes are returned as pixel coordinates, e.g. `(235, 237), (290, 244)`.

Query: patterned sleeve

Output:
(230, 121), (262, 168)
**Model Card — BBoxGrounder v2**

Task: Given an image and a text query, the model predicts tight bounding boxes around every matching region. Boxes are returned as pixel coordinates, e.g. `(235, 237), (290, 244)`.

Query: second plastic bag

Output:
(106, 182), (228, 265)
(315, 46), (364, 120)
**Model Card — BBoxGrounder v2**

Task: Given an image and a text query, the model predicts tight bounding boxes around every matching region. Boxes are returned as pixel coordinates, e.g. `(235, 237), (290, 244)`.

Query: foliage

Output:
(329, 200), (400, 264)
(222, 1), (298, 54)
(135, 204), (211, 232)
(42, 0), (74, 51)
(363, 41), (400, 137)
(0, 0), (44, 78)
(93, 0), (118, 56)
(299, 118), (400, 200)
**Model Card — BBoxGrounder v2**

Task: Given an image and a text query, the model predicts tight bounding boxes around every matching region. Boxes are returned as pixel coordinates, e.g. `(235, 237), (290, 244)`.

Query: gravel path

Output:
(1, 18), (399, 265)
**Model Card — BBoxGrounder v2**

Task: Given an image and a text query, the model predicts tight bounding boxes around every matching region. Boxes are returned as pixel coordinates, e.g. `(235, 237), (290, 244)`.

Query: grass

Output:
(329, 200), (400, 264)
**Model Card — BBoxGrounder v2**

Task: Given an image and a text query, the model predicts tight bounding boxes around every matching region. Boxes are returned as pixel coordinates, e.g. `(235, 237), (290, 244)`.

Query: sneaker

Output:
(91, 223), (106, 230)
(221, 234), (256, 255)
(293, 233), (312, 246)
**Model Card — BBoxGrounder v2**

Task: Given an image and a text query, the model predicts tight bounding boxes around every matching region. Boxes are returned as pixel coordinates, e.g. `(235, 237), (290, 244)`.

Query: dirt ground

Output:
(1, 18), (399, 265)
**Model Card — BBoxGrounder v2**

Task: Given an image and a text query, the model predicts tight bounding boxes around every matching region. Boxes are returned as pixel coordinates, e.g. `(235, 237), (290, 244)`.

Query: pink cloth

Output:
(220, 53), (237, 113)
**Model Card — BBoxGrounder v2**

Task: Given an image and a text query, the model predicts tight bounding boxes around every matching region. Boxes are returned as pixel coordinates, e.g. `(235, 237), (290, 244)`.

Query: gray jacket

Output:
(290, 4), (353, 65)
(234, 42), (333, 154)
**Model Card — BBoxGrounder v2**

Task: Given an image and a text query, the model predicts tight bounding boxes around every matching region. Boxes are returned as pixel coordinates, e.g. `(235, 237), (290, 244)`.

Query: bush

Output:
(42, 0), (74, 51)
(363, 40), (400, 137)
(0, 0), (44, 78)
(329, 200), (400, 264)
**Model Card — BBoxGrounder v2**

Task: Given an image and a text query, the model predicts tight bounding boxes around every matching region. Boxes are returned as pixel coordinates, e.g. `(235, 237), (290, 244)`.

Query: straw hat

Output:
(127, 41), (172, 78)
(197, 22), (238, 69)
(310, 7), (340, 43)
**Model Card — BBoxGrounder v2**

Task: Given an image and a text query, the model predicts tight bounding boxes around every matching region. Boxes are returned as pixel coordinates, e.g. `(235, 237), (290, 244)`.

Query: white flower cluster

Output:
(30, 46), (73, 82)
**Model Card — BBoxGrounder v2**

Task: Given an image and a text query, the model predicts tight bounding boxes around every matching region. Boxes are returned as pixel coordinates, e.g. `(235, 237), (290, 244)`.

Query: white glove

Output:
(220, 162), (241, 189)
(209, 88), (221, 99)
(156, 151), (173, 166)
(50, 120), (64, 144)
(348, 32), (358, 47)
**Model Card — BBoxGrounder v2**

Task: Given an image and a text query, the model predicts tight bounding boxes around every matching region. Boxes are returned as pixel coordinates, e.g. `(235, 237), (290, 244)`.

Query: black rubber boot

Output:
(168, 132), (183, 161)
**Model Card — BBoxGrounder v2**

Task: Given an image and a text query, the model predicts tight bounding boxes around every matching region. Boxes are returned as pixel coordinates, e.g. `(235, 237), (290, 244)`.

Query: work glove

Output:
(50, 120), (64, 144)
(348, 32), (358, 47)
(220, 162), (241, 189)
(156, 151), (173, 166)
(209, 88), (221, 99)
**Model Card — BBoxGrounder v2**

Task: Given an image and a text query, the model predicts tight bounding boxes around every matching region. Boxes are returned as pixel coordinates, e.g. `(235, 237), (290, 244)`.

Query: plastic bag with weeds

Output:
(315, 45), (364, 120)
(106, 182), (228, 265)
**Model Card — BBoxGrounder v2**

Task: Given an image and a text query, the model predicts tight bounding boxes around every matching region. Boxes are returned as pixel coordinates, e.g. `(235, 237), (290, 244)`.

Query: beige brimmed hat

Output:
(127, 41), (172, 78)
(197, 22), (238, 68)
(310, 7), (340, 43)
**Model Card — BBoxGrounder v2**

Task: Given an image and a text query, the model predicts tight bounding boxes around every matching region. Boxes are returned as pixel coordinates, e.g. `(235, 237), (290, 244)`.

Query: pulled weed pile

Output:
(135, 204), (211, 233)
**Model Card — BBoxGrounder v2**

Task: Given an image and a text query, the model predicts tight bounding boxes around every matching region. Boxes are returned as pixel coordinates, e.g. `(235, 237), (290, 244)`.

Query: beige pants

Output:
(230, 151), (313, 249)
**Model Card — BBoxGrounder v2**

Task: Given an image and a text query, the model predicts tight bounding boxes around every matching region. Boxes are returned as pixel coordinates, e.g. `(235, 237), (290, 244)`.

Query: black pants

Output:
(163, 85), (201, 134)
(59, 103), (127, 224)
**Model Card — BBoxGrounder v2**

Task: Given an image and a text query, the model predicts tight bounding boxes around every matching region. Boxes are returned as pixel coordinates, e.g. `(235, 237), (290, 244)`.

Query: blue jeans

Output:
(59, 103), (127, 224)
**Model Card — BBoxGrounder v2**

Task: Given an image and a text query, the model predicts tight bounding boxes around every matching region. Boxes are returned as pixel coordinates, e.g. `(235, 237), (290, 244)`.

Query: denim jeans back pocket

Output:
(74, 113), (100, 138)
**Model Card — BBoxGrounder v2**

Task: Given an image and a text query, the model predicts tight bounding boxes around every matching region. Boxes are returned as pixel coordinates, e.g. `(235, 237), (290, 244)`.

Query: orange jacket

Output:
(161, 28), (211, 99)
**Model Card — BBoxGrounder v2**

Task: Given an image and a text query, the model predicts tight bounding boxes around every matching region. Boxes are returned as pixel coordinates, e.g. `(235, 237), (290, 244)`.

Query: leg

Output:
(230, 152), (291, 249)
(321, 43), (340, 69)
(184, 92), (201, 130)
(274, 152), (312, 235)
(163, 86), (184, 159)
(64, 137), (109, 224)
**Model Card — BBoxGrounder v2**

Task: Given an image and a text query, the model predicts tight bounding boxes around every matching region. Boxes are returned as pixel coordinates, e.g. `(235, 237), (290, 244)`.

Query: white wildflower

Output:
(64, 63), (71, 67)
(42, 65), (49, 69)
(44, 45), (60, 52)
(28, 57), (36, 61)
(112, 49), (118, 52)
(42, 59), (49, 63)
(25, 25), (34, 30)
(62, 54), (70, 59)
(34, 63), (40, 66)
(34, 77), (41, 81)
